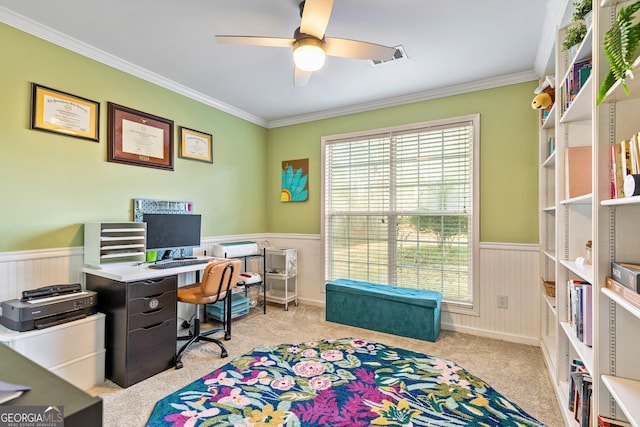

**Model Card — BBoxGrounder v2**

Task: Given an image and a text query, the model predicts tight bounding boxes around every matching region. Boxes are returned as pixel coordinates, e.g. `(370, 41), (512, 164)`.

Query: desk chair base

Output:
(175, 259), (239, 370)
(175, 311), (229, 370)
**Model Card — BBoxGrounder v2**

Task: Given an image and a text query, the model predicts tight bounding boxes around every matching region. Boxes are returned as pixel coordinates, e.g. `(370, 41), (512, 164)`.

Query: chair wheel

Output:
(221, 350), (228, 358)
(175, 361), (183, 369)
(224, 332), (231, 340)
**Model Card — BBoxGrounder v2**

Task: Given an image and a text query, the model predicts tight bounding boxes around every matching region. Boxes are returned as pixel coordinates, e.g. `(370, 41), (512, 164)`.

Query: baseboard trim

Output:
(440, 322), (540, 347)
(297, 299), (540, 347)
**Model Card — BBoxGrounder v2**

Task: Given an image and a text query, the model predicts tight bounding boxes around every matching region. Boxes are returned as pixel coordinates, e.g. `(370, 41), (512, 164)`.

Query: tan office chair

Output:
(175, 258), (241, 369)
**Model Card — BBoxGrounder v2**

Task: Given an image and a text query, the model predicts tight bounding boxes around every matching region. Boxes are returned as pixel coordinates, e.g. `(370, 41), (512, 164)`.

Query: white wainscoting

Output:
(0, 236), (539, 345)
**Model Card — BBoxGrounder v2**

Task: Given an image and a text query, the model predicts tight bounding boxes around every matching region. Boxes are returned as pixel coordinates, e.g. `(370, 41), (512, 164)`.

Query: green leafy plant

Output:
(572, 0), (592, 22)
(597, 0), (640, 104)
(562, 22), (587, 51)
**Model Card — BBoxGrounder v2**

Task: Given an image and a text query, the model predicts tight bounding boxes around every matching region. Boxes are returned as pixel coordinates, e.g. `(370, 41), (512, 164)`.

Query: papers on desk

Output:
(0, 380), (30, 404)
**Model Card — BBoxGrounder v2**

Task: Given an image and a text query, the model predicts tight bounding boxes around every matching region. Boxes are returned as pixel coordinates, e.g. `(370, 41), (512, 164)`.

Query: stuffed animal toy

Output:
(531, 90), (554, 111)
(532, 76), (555, 112)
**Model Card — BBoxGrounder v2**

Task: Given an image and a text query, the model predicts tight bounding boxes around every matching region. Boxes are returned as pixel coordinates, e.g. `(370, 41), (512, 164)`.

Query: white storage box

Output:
(213, 241), (259, 258)
(50, 349), (106, 391)
(0, 313), (106, 390)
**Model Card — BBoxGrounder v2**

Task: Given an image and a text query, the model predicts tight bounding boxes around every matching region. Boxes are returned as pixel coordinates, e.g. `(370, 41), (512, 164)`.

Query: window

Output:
(322, 114), (479, 313)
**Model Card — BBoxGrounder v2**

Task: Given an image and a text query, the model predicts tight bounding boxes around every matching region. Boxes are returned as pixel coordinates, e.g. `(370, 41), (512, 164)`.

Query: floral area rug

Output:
(146, 338), (546, 426)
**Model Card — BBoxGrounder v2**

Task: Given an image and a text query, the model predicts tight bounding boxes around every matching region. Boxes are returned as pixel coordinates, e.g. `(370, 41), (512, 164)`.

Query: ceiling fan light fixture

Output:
(293, 38), (325, 71)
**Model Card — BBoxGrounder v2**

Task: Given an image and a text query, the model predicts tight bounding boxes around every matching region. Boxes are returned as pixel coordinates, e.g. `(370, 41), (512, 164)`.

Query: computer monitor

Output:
(142, 213), (202, 253)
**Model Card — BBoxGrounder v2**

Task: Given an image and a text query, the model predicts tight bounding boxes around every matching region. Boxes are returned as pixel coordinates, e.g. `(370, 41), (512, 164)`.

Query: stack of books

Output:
(597, 415), (632, 426)
(560, 58), (592, 117)
(569, 359), (592, 427)
(607, 262), (640, 310)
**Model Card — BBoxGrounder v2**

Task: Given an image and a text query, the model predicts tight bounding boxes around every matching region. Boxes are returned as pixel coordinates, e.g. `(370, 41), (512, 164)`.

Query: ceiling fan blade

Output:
(294, 67), (313, 87)
(325, 37), (398, 61)
(300, 0), (334, 39)
(215, 35), (294, 48)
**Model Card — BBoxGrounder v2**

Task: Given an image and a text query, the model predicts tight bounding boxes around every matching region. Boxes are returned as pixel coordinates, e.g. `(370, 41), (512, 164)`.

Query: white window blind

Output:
(322, 115), (479, 307)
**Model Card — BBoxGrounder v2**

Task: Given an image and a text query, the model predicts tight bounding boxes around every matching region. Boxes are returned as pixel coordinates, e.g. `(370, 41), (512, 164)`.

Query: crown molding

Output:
(533, 0), (571, 76)
(267, 70), (539, 128)
(0, 7), (267, 127)
(2, 6), (539, 131)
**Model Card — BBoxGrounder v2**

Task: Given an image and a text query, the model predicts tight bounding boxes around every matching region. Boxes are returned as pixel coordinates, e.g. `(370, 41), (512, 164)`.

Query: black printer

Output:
(0, 284), (97, 332)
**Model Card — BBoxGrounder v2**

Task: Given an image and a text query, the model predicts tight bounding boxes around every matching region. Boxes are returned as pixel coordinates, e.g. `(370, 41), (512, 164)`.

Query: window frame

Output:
(320, 114), (480, 316)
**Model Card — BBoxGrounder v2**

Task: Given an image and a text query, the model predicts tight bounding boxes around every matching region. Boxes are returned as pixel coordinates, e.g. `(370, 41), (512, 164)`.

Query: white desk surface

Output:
(83, 257), (223, 282)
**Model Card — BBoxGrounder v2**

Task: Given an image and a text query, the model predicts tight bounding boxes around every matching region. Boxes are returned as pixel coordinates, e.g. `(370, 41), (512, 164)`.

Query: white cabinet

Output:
(84, 221), (146, 268)
(0, 313), (106, 390)
(264, 248), (297, 310)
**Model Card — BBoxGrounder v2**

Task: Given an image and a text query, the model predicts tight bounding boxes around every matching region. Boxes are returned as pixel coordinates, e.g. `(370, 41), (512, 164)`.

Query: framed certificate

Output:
(30, 84), (100, 142)
(179, 127), (213, 163)
(107, 102), (174, 171)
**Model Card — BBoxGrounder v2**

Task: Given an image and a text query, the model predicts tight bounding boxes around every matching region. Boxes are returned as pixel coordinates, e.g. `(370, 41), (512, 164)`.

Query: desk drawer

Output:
(128, 276), (177, 299)
(126, 318), (176, 386)
(128, 289), (175, 316)
(129, 302), (176, 330)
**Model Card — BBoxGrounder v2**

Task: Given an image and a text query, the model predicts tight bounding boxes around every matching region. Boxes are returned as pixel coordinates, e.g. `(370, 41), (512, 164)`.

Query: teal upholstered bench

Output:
(325, 279), (442, 342)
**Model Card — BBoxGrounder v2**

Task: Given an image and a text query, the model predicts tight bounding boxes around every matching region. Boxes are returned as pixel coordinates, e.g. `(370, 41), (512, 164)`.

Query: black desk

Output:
(83, 258), (223, 387)
(0, 345), (102, 427)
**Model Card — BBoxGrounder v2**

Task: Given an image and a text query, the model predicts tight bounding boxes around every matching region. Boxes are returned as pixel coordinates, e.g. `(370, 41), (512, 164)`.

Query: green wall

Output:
(0, 23), (267, 251)
(0, 22), (539, 252)
(267, 82), (540, 243)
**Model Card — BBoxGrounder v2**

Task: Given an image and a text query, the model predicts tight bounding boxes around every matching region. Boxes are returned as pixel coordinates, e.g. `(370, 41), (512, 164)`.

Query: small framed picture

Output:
(107, 102), (174, 171)
(30, 83), (100, 142)
(179, 127), (213, 163)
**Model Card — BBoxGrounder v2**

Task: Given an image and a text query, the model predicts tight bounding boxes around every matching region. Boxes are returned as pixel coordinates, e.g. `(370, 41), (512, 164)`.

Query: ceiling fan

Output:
(215, 0), (399, 87)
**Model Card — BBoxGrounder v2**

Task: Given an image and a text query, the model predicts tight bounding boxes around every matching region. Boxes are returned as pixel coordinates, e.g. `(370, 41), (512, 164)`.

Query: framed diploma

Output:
(107, 102), (174, 171)
(179, 127), (213, 163)
(30, 83), (100, 142)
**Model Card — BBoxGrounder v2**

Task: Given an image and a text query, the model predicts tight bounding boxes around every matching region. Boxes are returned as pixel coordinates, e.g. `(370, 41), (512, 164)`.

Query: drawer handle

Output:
(145, 293), (164, 299)
(143, 278), (168, 285)
(143, 321), (165, 330)
(141, 307), (165, 316)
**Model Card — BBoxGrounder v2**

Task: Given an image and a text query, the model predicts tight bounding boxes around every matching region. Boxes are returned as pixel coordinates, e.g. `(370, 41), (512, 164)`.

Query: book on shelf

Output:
(611, 142), (625, 199)
(581, 283), (593, 346)
(566, 146), (592, 198)
(569, 361), (592, 427)
(540, 109), (549, 126)
(630, 133), (640, 175)
(579, 374), (593, 427)
(611, 262), (640, 293)
(605, 276), (640, 309)
(560, 58), (592, 116)
(571, 59), (592, 97)
(621, 139), (633, 179)
(568, 280), (585, 327)
(568, 358), (585, 412)
(567, 280), (592, 346)
(597, 415), (632, 427)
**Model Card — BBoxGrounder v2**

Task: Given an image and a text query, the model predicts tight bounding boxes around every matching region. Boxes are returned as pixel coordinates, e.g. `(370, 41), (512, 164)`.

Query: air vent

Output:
(370, 45), (407, 66)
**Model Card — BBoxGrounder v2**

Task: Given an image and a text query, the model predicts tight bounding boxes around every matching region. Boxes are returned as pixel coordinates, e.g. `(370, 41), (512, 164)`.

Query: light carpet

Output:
(88, 304), (563, 427)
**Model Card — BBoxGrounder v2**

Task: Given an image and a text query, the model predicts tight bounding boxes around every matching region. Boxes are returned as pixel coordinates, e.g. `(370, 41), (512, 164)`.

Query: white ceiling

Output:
(0, 0), (565, 127)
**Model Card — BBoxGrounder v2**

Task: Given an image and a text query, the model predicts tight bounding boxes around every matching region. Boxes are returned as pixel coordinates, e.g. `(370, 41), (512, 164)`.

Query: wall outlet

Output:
(497, 295), (508, 309)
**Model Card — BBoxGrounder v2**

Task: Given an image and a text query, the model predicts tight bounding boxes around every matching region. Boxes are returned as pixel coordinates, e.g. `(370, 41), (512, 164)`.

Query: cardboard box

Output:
(565, 146), (592, 198)
(611, 262), (640, 293)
